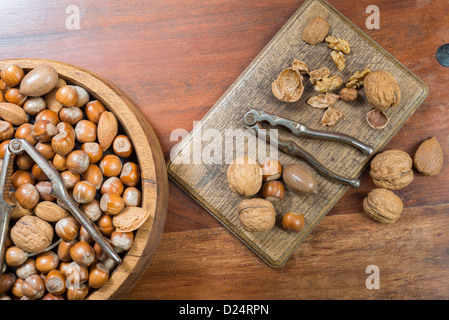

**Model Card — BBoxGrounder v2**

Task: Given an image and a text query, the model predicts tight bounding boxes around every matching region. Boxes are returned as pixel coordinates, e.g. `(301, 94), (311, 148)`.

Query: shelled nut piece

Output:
(227, 155), (262, 197)
(363, 188), (403, 223)
(369, 150), (413, 190)
(238, 198), (276, 232)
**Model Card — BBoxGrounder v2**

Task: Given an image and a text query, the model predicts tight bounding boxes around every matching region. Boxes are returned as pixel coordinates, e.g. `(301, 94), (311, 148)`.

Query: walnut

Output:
(363, 188), (403, 223)
(346, 69), (371, 88)
(369, 150), (414, 190)
(339, 87), (358, 102)
(414, 137), (444, 176)
(238, 198), (276, 232)
(272, 66), (304, 103)
(325, 36), (351, 54)
(366, 109), (389, 129)
(302, 16), (329, 45)
(227, 156), (263, 197)
(364, 70), (401, 112)
(10, 215), (54, 253)
(307, 92), (339, 109)
(314, 75), (343, 93)
(321, 107), (344, 126)
(330, 50), (346, 71)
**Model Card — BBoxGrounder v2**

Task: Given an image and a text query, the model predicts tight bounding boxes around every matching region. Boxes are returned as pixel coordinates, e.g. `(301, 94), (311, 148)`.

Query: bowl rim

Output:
(0, 58), (169, 300)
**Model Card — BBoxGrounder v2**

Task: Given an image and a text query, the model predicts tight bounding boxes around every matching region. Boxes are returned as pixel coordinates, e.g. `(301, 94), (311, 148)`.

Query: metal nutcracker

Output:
(243, 109), (374, 188)
(0, 139), (121, 275)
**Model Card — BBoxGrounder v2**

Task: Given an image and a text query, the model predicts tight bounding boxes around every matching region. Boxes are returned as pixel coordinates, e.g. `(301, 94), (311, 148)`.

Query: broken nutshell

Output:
(321, 107), (344, 127)
(366, 109), (389, 130)
(272, 60), (308, 102)
(307, 92), (339, 109)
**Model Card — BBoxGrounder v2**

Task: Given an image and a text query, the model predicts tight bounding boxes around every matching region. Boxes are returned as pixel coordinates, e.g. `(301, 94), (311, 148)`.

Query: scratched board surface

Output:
(167, 0), (428, 267)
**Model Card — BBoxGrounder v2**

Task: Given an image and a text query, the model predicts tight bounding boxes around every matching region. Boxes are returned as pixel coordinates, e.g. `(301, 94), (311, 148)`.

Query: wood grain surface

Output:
(167, 0), (427, 267)
(1, 0), (448, 299)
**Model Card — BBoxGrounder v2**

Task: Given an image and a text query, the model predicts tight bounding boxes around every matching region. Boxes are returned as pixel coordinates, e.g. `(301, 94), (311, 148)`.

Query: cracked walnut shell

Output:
(227, 156), (263, 197)
(272, 64), (305, 103)
(369, 150), (414, 190)
(238, 198), (276, 232)
(363, 188), (403, 223)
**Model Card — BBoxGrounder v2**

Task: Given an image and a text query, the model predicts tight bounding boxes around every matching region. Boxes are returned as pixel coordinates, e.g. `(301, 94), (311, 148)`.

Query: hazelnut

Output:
(35, 251), (59, 273)
(69, 241), (96, 267)
(260, 159), (282, 181)
(35, 109), (60, 126)
(99, 154), (122, 177)
(88, 262), (110, 289)
(75, 120), (97, 143)
(45, 269), (66, 295)
(110, 231), (134, 253)
(120, 162), (140, 187)
(122, 187), (142, 207)
(51, 131), (76, 156)
(66, 150), (90, 174)
(5, 88), (27, 106)
(5, 246), (29, 267)
(1, 64), (25, 87)
(100, 193), (125, 215)
(101, 177), (124, 196)
(72, 181), (97, 204)
(55, 217), (80, 242)
(81, 142), (103, 163)
(15, 123), (38, 146)
(237, 198), (276, 232)
(261, 181), (285, 202)
(282, 212), (305, 233)
(66, 283), (89, 300)
(113, 135), (133, 158)
(23, 97), (46, 116)
(21, 274), (45, 299)
(82, 164), (103, 190)
(56, 85), (78, 107)
(227, 156), (263, 197)
(85, 100), (106, 124)
(339, 87), (358, 102)
(59, 107), (83, 125)
(14, 183), (39, 209)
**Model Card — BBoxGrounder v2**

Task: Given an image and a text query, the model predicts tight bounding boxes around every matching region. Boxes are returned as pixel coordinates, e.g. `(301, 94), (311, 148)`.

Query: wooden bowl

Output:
(0, 58), (169, 299)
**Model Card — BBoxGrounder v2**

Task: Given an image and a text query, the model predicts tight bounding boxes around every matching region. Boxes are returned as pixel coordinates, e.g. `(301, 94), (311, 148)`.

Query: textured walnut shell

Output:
(302, 16), (329, 45)
(272, 68), (304, 103)
(363, 188), (403, 223)
(364, 70), (401, 112)
(10, 215), (54, 253)
(414, 137), (444, 176)
(369, 150), (413, 190)
(227, 156), (262, 197)
(238, 198), (276, 232)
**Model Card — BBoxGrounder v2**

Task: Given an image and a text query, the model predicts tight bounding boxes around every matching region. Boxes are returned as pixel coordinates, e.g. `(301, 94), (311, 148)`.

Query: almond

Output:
(34, 201), (70, 222)
(0, 102), (28, 126)
(97, 111), (118, 151)
(414, 137), (444, 176)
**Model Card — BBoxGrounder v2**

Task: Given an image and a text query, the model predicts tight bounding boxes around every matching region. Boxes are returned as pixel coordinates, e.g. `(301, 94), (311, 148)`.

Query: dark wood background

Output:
(1, 0), (448, 299)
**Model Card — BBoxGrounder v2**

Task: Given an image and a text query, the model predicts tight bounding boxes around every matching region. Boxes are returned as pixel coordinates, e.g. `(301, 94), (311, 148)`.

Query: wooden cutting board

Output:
(167, 0), (428, 267)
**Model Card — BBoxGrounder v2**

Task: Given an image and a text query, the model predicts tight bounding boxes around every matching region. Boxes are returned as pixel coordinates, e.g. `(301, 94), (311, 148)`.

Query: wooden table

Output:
(1, 0), (448, 300)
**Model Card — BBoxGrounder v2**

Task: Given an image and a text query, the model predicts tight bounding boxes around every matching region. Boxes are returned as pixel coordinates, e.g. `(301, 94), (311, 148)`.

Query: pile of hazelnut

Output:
(0, 64), (142, 300)
(227, 156), (319, 234)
